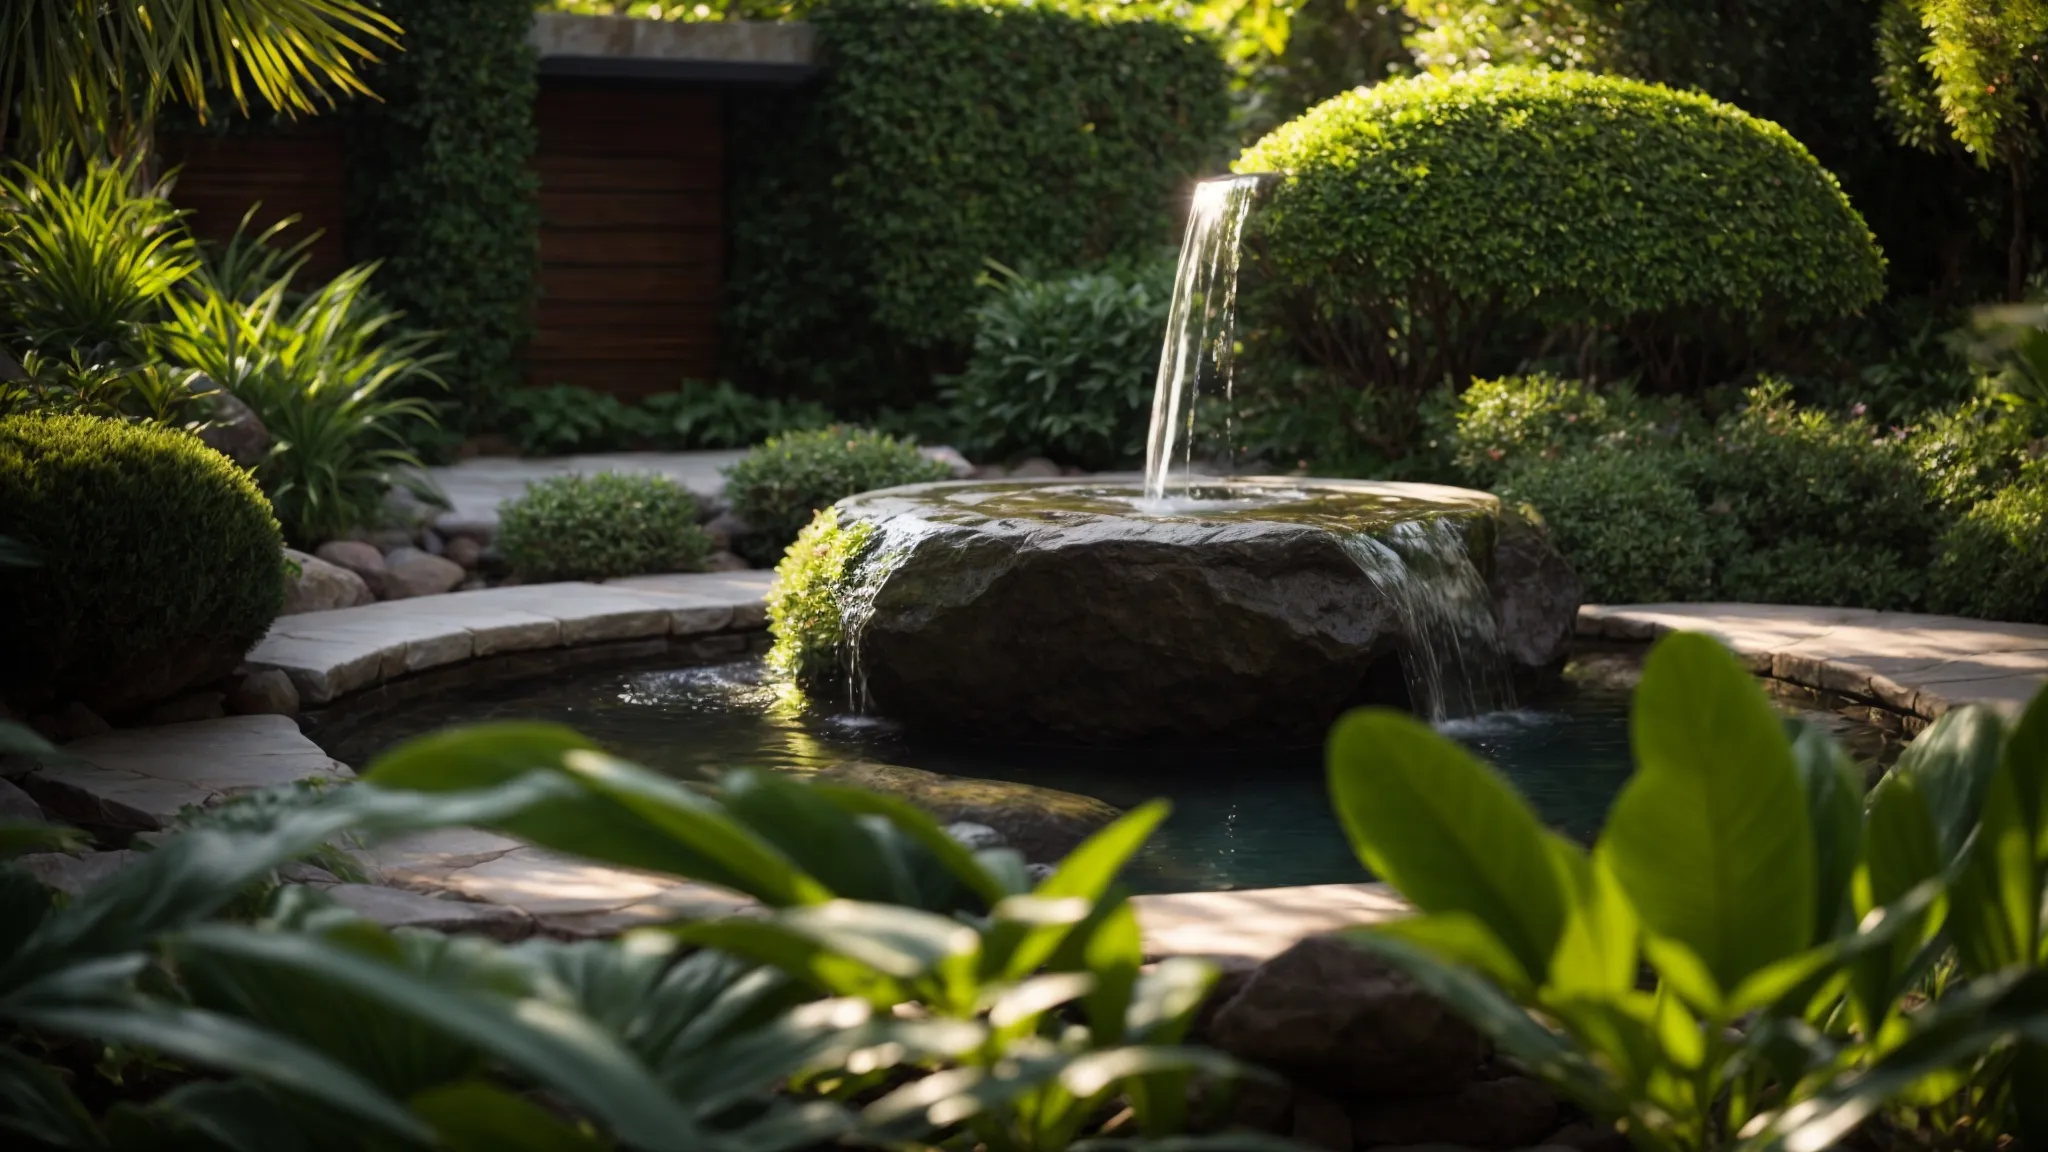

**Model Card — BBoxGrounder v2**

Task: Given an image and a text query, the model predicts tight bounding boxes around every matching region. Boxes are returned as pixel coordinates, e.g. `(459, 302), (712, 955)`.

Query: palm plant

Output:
(161, 227), (446, 545)
(0, 1), (398, 158)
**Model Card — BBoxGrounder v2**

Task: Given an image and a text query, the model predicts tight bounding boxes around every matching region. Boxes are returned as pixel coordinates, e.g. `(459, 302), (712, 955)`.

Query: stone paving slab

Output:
(12, 716), (348, 831)
(1131, 883), (1409, 961)
(246, 573), (775, 705)
(422, 451), (748, 536)
(1580, 604), (2048, 721)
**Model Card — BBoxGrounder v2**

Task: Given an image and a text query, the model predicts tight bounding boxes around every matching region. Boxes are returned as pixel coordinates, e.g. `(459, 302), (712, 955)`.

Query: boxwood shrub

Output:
(1234, 68), (1886, 427)
(0, 414), (285, 714)
(724, 427), (952, 565)
(496, 472), (711, 582)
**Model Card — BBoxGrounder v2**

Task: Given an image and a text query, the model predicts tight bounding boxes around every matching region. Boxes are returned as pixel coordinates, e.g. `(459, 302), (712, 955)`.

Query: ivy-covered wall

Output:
(348, 0), (541, 437)
(726, 0), (1232, 410)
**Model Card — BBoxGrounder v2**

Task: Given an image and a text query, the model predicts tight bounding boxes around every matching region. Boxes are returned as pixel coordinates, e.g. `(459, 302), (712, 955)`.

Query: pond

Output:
(316, 649), (1905, 894)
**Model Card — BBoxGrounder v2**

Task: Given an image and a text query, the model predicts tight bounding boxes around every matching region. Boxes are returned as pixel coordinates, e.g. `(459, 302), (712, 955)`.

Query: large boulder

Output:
(798, 478), (1578, 743)
(815, 761), (1120, 861)
(1202, 935), (1488, 1100)
(194, 384), (271, 469)
(1490, 504), (1582, 670)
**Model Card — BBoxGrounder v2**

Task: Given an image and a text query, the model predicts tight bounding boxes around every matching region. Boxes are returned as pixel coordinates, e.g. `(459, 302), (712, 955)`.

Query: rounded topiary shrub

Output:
(1495, 448), (1716, 605)
(0, 414), (285, 714)
(1928, 475), (2048, 624)
(496, 472), (711, 582)
(723, 427), (951, 565)
(1236, 68), (1885, 397)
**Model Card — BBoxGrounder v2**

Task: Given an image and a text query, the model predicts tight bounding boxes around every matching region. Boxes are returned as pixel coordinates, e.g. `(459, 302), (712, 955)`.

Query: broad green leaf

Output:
(1950, 761), (2036, 976)
(719, 771), (920, 905)
(670, 918), (910, 1007)
(10, 1001), (431, 1146)
(412, 1080), (611, 1151)
(1080, 898), (1144, 1043)
(1122, 957), (1215, 1046)
(1364, 913), (1533, 998)
(987, 802), (1167, 981)
(0, 720), (56, 758)
(0, 1043), (100, 1149)
(167, 926), (704, 1151)
(1602, 632), (1814, 1010)
(360, 725), (816, 899)
(1547, 842), (1639, 1000)
(105, 1080), (304, 1152)
(1882, 706), (2005, 863)
(1788, 721), (1864, 943)
(1327, 708), (1572, 986)
(0, 822), (88, 860)
(808, 781), (1012, 906)
(2004, 683), (2048, 867)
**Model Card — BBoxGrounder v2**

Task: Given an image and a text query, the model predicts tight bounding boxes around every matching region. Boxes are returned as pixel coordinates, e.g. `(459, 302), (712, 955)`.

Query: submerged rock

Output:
(815, 761), (1120, 861)
(781, 478), (1579, 743)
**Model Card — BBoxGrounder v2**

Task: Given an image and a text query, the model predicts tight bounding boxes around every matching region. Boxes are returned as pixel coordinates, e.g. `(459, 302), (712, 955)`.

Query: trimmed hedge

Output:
(0, 415), (284, 714)
(726, 0), (1230, 409)
(722, 427), (951, 565)
(496, 473), (711, 582)
(348, 0), (539, 440)
(1929, 471), (2048, 624)
(1235, 68), (1886, 405)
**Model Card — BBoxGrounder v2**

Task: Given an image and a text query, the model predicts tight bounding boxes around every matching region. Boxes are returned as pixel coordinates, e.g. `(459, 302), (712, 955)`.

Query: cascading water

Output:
(1136, 173), (1515, 720)
(1338, 520), (1515, 721)
(1143, 174), (1265, 503)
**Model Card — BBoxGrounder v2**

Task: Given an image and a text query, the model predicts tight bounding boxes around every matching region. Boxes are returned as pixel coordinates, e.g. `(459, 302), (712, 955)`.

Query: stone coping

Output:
(529, 15), (813, 65)
(245, 571), (775, 706)
(1579, 603), (2048, 724)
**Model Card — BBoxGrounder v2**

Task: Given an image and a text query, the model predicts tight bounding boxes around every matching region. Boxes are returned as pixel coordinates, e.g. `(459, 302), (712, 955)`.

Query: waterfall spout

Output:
(1142, 174), (1268, 502)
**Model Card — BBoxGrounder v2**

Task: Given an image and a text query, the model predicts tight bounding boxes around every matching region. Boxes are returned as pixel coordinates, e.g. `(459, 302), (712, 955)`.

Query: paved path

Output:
(423, 451), (748, 535)
(14, 599), (2048, 955)
(1581, 603), (2048, 723)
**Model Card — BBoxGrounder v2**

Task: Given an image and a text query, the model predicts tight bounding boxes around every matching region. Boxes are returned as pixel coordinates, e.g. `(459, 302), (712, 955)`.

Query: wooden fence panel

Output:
(159, 127), (350, 283)
(529, 82), (724, 399)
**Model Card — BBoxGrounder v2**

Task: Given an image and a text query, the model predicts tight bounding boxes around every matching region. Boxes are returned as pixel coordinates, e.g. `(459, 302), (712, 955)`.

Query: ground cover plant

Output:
(1329, 629), (2048, 1152)
(722, 427), (952, 564)
(496, 471), (712, 582)
(0, 718), (1286, 1151)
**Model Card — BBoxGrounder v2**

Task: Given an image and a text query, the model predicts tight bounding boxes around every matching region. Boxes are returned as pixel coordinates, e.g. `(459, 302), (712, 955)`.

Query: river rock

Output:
(816, 762), (1120, 861)
(1490, 506), (1582, 670)
(444, 536), (484, 570)
(1202, 936), (1488, 1100)
(1351, 1076), (1559, 1149)
(374, 547), (465, 599)
(315, 540), (387, 581)
(228, 669), (301, 717)
(824, 478), (1577, 743)
(195, 385), (271, 468)
(0, 776), (43, 823)
(283, 548), (375, 614)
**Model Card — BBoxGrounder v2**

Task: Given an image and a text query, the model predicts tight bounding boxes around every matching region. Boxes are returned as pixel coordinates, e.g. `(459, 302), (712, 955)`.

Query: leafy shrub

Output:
(946, 261), (1172, 471)
(640, 379), (833, 450)
(1928, 468), (2048, 623)
(726, 0), (1230, 408)
(1328, 630), (2048, 1152)
(1911, 397), (2046, 512)
(1450, 374), (1686, 487)
(496, 472), (710, 582)
(1495, 448), (1716, 605)
(0, 155), (196, 358)
(161, 249), (444, 547)
(499, 383), (643, 456)
(1234, 68), (1886, 430)
(1717, 536), (1927, 612)
(1684, 383), (1936, 607)
(0, 414), (283, 714)
(0, 347), (203, 427)
(723, 427), (951, 564)
(767, 508), (877, 689)
(346, 0), (540, 434)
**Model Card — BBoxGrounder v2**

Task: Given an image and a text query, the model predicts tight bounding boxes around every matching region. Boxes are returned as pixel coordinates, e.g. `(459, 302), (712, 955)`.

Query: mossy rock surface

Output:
(814, 761), (1120, 862)
(768, 477), (1580, 743)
